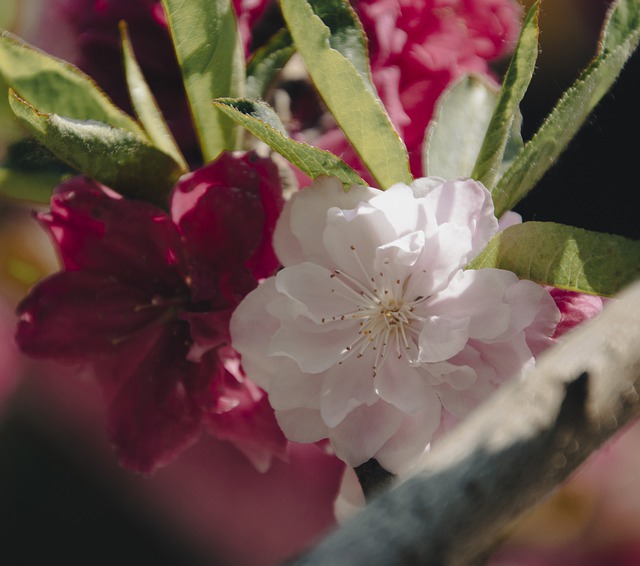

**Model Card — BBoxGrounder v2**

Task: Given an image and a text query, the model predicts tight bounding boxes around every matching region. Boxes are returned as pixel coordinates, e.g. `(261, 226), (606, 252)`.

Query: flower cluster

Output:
(15, 151), (287, 473)
(231, 175), (560, 473)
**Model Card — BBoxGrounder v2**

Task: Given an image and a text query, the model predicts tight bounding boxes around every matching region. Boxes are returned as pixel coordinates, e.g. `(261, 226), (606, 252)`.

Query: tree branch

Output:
(286, 280), (640, 566)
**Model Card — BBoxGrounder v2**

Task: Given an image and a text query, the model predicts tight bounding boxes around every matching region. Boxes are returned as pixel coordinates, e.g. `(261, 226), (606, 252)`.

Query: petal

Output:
(472, 332), (535, 383)
(275, 177), (378, 266)
(412, 222), (472, 293)
(329, 401), (404, 468)
(95, 320), (207, 474)
(418, 314), (470, 362)
(40, 176), (185, 292)
(374, 361), (432, 414)
(320, 361), (379, 428)
(413, 176), (498, 260)
(171, 151), (283, 304)
(206, 369), (287, 473)
(16, 271), (167, 362)
(269, 369), (324, 411)
(276, 407), (330, 443)
(274, 263), (356, 324)
(230, 278), (284, 391)
(375, 398), (441, 474)
(367, 182), (421, 235)
(181, 309), (232, 362)
(427, 269), (514, 341)
(503, 278), (560, 346)
(435, 372), (495, 419)
(548, 287), (604, 339)
(323, 200), (399, 276)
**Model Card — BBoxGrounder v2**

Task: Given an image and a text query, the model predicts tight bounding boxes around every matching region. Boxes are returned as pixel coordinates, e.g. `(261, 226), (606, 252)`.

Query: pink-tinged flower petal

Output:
(323, 203), (399, 275)
(274, 177), (377, 266)
(414, 177), (498, 259)
(171, 151), (283, 304)
(427, 269), (513, 340)
(230, 278), (286, 391)
(276, 408), (330, 444)
(269, 368), (324, 411)
(498, 210), (523, 231)
(376, 399), (441, 473)
(320, 362), (379, 428)
(330, 402), (404, 468)
(435, 371), (495, 419)
(472, 333), (536, 384)
(375, 361), (433, 414)
(274, 263), (356, 324)
(412, 222), (473, 293)
(418, 315), (470, 363)
(39, 177), (186, 289)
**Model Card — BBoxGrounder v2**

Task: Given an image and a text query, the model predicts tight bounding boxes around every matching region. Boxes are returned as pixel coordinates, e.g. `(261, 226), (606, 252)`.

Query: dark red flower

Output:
(16, 151), (287, 474)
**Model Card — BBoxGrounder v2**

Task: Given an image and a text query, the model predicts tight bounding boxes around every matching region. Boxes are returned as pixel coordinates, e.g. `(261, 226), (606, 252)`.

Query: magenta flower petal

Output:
(40, 177), (186, 288)
(207, 365), (288, 473)
(16, 270), (168, 362)
(171, 152), (284, 304)
(96, 321), (206, 474)
(16, 151), (285, 473)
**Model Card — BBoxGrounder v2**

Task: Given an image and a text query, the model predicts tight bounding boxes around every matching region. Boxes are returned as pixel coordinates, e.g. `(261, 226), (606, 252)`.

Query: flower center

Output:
(323, 245), (428, 375)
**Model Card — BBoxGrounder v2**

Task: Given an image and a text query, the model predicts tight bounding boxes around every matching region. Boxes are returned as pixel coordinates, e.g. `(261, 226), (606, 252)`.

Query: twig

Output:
(286, 280), (640, 565)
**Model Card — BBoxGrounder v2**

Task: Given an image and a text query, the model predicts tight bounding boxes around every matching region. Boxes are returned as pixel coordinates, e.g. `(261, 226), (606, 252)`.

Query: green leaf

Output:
(9, 90), (182, 207)
(214, 97), (365, 186)
(120, 21), (188, 172)
(424, 74), (522, 179)
(0, 30), (144, 136)
(0, 138), (72, 203)
(161, 0), (245, 162)
(246, 28), (294, 100)
(492, 0), (640, 217)
(0, 167), (65, 204)
(280, 0), (411, 189)
(469, 221), (640, 297)
(470, 1), (539, 189)
(600, 0), (640, 54)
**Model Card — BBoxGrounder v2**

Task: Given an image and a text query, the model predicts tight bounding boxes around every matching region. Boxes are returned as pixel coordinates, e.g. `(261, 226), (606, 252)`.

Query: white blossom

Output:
(230, 176), (559, 473)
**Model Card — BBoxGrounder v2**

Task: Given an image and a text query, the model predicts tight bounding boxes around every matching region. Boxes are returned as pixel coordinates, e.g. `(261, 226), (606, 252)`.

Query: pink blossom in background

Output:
(15, 151), (286, 474)
(307, 0), (523, 181)
(546, 287), (606, 338)
(231, 175), (560, 474)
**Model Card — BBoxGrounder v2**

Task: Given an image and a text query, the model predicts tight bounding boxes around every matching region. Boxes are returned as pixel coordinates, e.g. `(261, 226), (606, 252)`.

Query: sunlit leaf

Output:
(470, 1), (538, 190)
(280, 0), (411, 189)
(469, 221), (640, 297)
(424, 74), (522, 180)
(161, 0), (244, 162)
(214, 97), (365, 186)
(9, 90), (182, 206)
(0, 30), (144, 135)
(120, 21), (188, 172)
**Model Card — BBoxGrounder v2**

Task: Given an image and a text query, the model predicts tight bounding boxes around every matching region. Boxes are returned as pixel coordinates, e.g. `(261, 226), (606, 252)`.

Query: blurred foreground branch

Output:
(288, 281), (640, 566)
